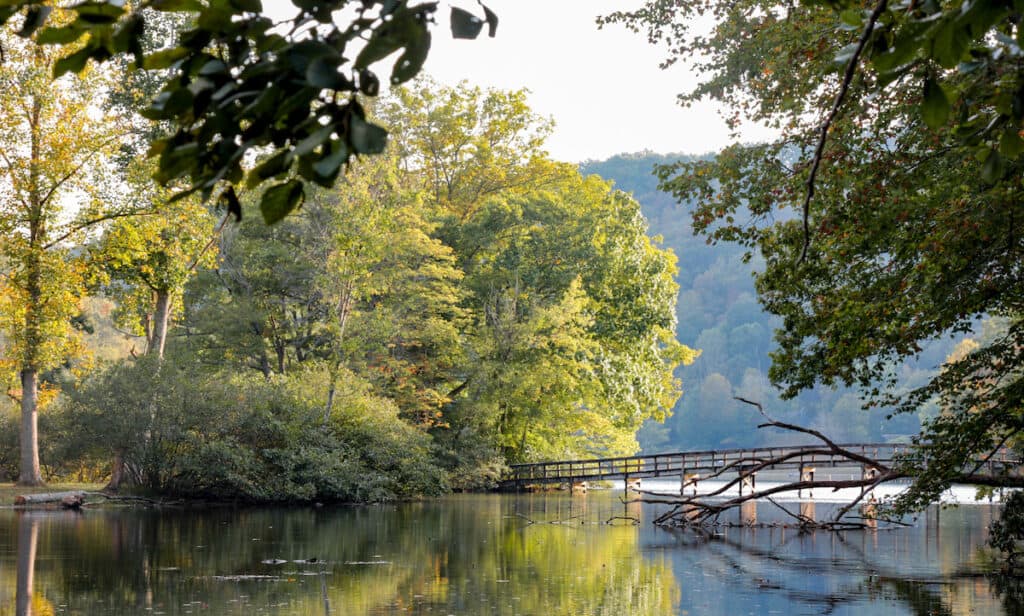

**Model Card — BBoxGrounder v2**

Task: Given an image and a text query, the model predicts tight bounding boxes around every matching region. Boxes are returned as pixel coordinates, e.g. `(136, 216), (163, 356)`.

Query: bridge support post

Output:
(681, 472), (699, 496)
(739, 469), (756, 496)
(798, 465), (815, 498)
(625, 476), (641, 493)
(570, 479), (588, 494)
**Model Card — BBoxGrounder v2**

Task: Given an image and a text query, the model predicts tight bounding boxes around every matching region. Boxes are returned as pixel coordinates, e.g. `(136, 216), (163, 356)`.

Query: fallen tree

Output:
(638, 398), (1024, 531)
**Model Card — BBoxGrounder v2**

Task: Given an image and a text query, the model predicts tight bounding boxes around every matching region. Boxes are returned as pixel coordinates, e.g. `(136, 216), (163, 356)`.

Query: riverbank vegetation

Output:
(0, 14), (694, 500)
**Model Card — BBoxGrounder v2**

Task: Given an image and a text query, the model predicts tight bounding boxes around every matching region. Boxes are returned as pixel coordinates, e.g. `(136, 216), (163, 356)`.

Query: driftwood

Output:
(637, 398), (928, 531)
(14, 491), (87, 508)
(14, 490), (177, 509)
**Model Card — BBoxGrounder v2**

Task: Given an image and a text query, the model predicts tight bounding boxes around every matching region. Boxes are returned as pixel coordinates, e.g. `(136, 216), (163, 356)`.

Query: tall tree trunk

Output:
(147, 289), (171, 360)
(18, 368), (42, 486)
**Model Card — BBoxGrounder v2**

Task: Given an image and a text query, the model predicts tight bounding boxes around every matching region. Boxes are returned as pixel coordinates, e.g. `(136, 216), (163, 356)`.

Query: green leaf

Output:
(72, 1), (125, 24)
(480, 2), (498, 37)
(348, 115), (388, 154)
(144, 47), (190, 70)
(150, 0), (204, 11)
(312, 139), (350, 177)
(0, 7), (18, 26)
(358, 69), (379, 96)
(18, 5), (51, 37)
(981, 149), (1004, 184)
(198, 58), (228, 75)
(839, 9), (861, 27)
(391, 30), (430, 84)
(248, 150), (291, 187)
(228, 0), (262, 12)
(221, 186), (243, 221)
(999, 127), (1024, 158)
(356, 29), (404, 69)
(931, 20), (970, 68)
(260, 179), (305, 224)
(111, 13), (144, 55)
(294, 123), (335, 157)
(450, 6), (484, 39)
(36, 25), (86, 45)
(53, 45), (94, 76)
(306, 56), (351, 90)
(921, 77), (950, 129)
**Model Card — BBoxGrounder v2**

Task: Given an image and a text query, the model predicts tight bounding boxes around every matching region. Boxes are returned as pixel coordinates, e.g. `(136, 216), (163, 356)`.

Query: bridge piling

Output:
(798, 465), (816, 498)
(681, 472), (699, 496)
(739, 470), (756, 496)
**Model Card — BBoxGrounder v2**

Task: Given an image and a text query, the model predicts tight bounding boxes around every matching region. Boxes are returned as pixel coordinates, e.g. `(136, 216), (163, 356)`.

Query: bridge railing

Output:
(502, 443), (1020, 485)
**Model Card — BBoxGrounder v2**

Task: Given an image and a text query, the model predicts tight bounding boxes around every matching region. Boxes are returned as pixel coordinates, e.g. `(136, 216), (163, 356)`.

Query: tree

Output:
(0, 26), (124, 485)
(0, 0), (497, 221)
(97, 167), (218, 360)
(375, 83), (697, 463)
(603, 0), (1024, 510)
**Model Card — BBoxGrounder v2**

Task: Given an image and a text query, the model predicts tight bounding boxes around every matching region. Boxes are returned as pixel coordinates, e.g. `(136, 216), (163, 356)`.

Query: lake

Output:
(0, 486), (1017, 615)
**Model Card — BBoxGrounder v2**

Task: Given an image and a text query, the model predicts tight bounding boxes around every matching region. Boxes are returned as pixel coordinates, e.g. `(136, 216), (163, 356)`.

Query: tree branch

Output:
(798, 0), (888, 263)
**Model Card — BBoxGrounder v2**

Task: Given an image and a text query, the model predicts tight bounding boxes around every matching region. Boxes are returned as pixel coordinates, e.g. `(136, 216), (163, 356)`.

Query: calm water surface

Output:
(0, 490), (1017, 615)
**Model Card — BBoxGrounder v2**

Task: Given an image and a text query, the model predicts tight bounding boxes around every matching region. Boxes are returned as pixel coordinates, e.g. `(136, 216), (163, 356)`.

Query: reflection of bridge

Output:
(499, 443), (1021, 492)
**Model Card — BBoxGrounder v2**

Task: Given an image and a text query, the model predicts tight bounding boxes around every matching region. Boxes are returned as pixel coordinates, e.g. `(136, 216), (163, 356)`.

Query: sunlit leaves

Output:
(2, 0), (498, 223)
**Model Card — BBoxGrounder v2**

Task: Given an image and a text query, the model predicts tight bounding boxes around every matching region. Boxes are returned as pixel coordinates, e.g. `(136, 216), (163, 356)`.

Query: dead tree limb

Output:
(639, 398), (1023, 530)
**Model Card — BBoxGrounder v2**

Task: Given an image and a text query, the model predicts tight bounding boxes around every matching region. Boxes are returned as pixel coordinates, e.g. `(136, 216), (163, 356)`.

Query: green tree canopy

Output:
(1, 0), (496, 221)
(603, 0), (1024, 508)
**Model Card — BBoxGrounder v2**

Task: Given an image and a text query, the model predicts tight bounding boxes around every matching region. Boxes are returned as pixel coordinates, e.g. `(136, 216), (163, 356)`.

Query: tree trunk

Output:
(147, 289), (172, 360)
(18, 369), (42, 486)
(106, 448), (126, 492)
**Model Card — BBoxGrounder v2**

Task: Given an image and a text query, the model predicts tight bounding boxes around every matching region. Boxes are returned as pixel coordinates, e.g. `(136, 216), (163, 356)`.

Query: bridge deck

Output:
(501, 443), (1018, 487)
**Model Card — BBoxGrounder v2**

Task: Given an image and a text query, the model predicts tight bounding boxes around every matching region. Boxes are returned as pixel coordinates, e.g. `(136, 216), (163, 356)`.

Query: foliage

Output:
(0, 0), (496, 221)
(583, 152), (936, 452)
(990, 490), (1024, 566)
(58, 357), (444, 502)
(0, 24), (126, 484)
(602, 0), (1024, 508)
(372, 84), (696, 462)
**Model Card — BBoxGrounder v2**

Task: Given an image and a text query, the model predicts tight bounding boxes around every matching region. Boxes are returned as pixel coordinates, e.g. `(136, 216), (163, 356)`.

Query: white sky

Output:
(424, 1), (776, 163)
(265, 0), (776, 163)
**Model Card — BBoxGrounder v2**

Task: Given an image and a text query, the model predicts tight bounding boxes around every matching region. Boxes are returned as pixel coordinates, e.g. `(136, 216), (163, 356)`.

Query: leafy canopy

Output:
(2, 0), (496, 221)
(603, 0), (1024, 507)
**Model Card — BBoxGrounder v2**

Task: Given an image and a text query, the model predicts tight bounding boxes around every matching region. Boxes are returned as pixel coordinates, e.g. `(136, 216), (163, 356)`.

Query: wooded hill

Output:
(583, 152), (958, 452)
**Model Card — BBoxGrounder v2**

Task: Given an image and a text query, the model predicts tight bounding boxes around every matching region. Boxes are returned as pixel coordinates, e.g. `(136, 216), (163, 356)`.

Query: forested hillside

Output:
(582, 153), (945, 451)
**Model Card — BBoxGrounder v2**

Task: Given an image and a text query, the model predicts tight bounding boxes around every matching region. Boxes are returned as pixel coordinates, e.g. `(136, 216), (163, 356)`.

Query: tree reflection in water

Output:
(655, 500), (1020, 616)
(0, 496), (1015, 615)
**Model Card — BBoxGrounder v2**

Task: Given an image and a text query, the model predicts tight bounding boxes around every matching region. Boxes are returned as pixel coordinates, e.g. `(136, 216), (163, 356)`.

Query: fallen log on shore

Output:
(14, 491), (87, 508)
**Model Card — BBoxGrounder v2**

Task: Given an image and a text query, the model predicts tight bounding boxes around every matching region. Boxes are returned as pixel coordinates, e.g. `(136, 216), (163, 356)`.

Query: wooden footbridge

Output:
(499, 443), (1021, 492)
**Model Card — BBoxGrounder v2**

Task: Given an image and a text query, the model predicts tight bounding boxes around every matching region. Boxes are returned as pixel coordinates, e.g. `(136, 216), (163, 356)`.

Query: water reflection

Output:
(0, 494), (1016, 615)
(15, 513), (37, 616)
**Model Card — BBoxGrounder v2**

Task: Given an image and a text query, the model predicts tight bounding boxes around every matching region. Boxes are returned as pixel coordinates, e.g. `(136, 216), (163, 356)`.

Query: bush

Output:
(58, 360), (447, 502)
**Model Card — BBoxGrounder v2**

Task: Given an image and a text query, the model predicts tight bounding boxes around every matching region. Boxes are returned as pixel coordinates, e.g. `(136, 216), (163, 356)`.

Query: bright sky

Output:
(264, 0), (776, 163)
(424, 1), (776, 163)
